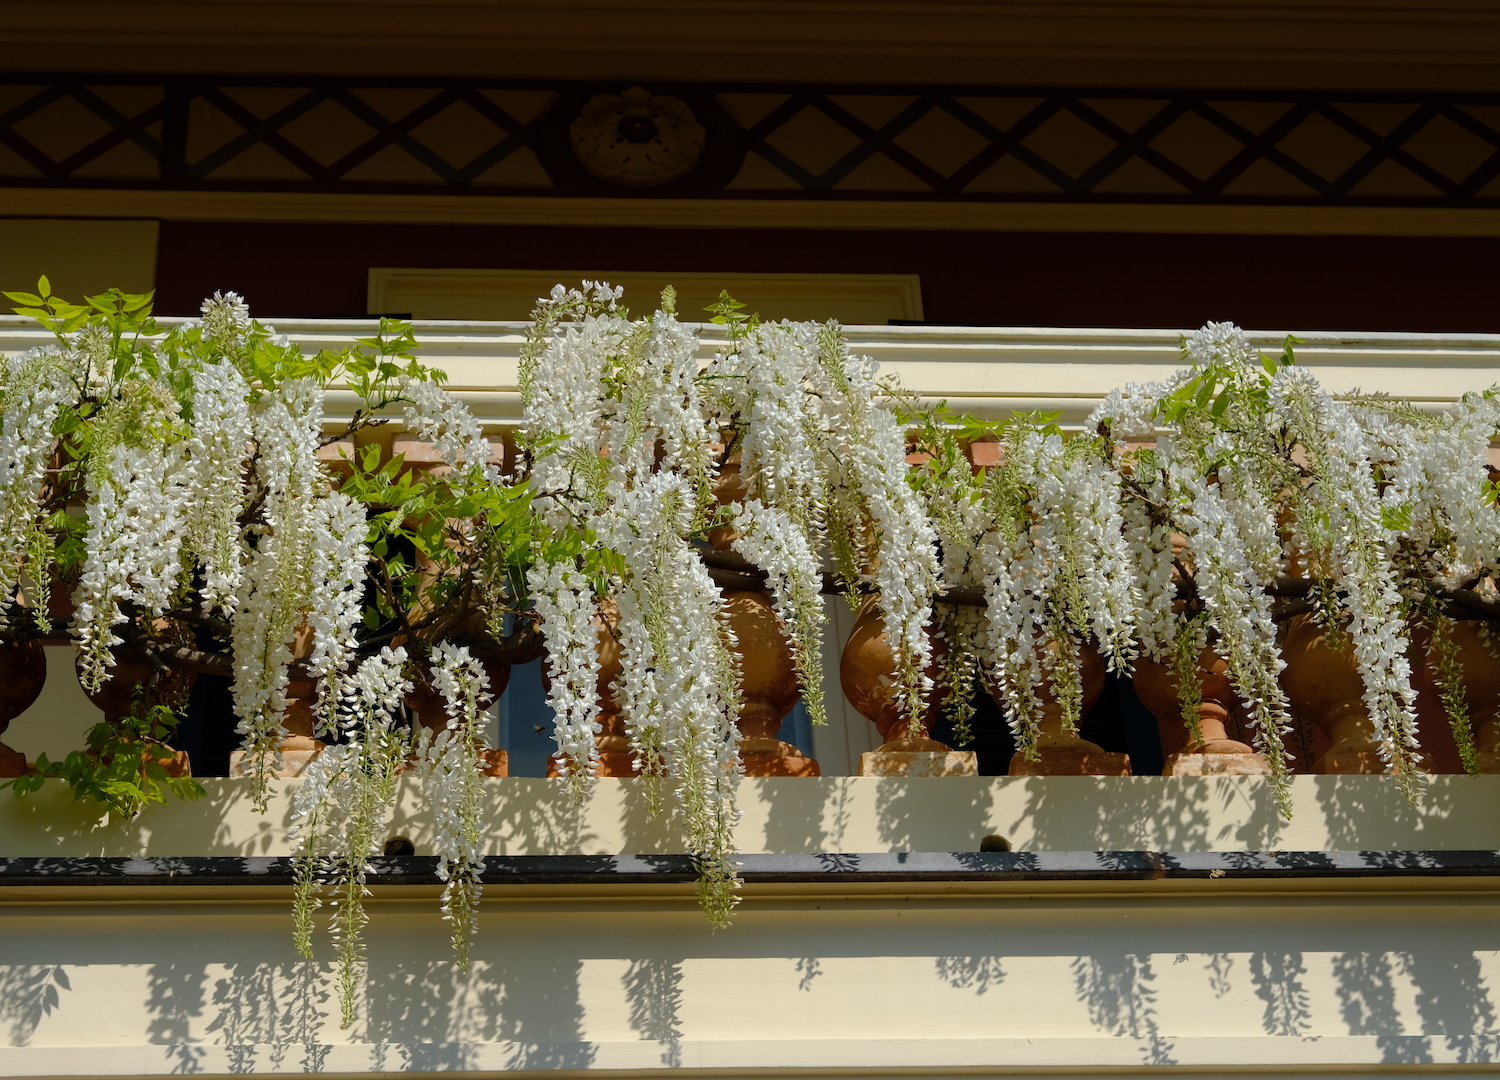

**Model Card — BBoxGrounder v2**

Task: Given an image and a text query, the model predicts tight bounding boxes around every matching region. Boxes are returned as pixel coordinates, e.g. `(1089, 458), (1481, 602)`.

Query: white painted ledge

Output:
(2, 318), (1497, 425)
(4, 775), (1498, 859)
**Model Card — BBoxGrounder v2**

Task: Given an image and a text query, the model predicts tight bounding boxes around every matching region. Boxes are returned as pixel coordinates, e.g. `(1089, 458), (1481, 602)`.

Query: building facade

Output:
(3, 5), (1500, 1078)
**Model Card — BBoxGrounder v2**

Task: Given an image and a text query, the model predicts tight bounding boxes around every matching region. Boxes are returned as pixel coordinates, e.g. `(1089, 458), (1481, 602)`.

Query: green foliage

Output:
(705, 291), (757, 341)
(1424, 614), (1481, 777)
(1159, 334), (1299, 432)
(0, 283), (535, 818)
(3, 702), (204, 819)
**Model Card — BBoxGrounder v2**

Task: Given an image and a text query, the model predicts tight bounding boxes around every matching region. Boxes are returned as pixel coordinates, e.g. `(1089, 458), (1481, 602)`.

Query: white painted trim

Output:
(2, 318), (1493, 426)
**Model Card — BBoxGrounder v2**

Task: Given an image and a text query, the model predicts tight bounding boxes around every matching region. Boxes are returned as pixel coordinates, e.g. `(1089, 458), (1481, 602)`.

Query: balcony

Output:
(2, 316), (1499, 1075)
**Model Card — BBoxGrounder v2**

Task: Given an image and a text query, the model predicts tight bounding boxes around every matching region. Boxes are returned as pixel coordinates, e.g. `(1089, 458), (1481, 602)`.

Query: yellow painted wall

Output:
(2, 880), (1497, 1072)
(0, 219), (157, 302)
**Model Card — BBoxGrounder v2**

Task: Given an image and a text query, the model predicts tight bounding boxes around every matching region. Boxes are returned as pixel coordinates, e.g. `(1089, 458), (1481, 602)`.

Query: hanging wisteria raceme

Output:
(183, 360), (253, 610)
(705, 321), (834, 729)
(729, 498), (826, 726)
(288, 645), (414, 1029)
(200, 289), (253, 357)
(73, 388), (194, 692)
(1366, 391), (1500, 585)
(0, 347), (75, 627)
(229, 378), (331, 788)
(976, 528), (1046, 755)
(718, 322), (828, 531)
(419, 642), (494, 969)
(1270, 367), (1423, 791)
(304, 491), (370, 724)
(1168, 461), (1297, 809)
(526, 557), (603, 799)
(811, 323), (941, 730)
(599, 474), (744, 926)
(402, 377), (499, 479)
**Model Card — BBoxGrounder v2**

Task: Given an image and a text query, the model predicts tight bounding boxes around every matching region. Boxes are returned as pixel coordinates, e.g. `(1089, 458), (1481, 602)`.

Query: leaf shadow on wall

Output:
(0, 965), (70, 1047)
(145, 962), (210, 1074)
(1313, 776), (1461, 853)
(362, 931), (596, 1072)
(200, 961), (331, 1074)
(1071, 953), (1176, 1066)
(1009, 774), (1286, 853)
(757, 775), (857, 853)
(622, 957), (685, 1068)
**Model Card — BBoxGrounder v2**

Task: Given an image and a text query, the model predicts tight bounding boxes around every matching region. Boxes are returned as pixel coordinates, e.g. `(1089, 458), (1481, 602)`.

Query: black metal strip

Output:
(3, 852), (1499, 889)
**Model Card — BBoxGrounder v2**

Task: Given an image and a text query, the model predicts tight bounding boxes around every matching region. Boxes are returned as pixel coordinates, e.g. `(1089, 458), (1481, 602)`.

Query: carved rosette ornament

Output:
(570, 86), (706, 188)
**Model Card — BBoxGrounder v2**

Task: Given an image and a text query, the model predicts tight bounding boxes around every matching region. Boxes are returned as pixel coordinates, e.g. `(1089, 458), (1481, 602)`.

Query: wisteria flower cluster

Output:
(0, 282), (537, 1025)
(3, 276), (1499, 1026)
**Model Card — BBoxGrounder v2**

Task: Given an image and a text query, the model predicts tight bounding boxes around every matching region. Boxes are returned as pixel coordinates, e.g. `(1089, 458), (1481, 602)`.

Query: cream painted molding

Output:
(2, 317), (1495, 426)
(369, 268), (924, 324)
(10, 189), (1500, 237)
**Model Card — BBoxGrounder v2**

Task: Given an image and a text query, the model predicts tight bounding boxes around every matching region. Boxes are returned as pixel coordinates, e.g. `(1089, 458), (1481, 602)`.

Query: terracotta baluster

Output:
(0, 640), (47, 777)
(1278, 612), (1429, 775)
(709, 451), (820, 775)
(1003, 640), (1127, 776)
(1133, 646), (1271, 775)
(724, 589), (819, 776)
(841, 594), (973, 776)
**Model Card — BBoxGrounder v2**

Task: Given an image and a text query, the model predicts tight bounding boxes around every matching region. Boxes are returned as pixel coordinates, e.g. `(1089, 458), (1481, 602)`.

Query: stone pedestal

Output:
(1164, 751), (1273, 776)
(229, 736), (321, 779)
(1010, 747), (1131, 776)
(1134, 650), (1262, 772)
(1001, 641), (1125, 776)
(859, 748), (978, 777)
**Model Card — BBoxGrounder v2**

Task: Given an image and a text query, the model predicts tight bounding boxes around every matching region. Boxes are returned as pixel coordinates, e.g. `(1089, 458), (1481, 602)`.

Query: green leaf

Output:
(37, 275), (50, 298)
(3, 291), (43, 306)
